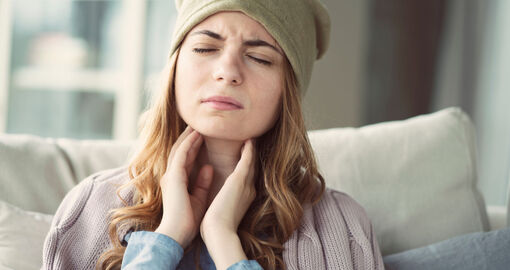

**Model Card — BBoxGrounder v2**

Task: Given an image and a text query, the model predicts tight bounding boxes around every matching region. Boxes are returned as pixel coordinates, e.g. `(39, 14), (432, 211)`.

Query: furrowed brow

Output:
(244, 39), (282, 55)
(190, 30), (225, 41)
(190, 29), (283, 55)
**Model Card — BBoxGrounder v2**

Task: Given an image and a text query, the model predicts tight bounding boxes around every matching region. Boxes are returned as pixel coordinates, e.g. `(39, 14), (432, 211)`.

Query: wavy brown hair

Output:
(97, 44), (325, 270)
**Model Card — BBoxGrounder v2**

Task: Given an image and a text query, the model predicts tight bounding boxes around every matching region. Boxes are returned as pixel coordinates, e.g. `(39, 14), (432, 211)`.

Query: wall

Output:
(303, 0), (368, 130)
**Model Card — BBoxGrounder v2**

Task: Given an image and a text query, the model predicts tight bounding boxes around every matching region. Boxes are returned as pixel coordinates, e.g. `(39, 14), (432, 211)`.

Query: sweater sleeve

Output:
(41, 167), (132, 270)
(369, 222), (385, 270)
(330, 190), (385, 270)
(282, 189), (384, 270)
(41, 174), (96, 270)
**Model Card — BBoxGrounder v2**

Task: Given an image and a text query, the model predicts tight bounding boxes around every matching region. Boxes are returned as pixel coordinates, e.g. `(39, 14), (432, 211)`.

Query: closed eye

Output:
(248, 55), (272, 66)
(192, 48), (272, 66)
(192, 48), (217, 53)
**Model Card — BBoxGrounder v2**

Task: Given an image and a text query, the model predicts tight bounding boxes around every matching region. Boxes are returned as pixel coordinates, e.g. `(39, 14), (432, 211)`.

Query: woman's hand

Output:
(200, 139), (257, 269)
(155, 126), (214, 249)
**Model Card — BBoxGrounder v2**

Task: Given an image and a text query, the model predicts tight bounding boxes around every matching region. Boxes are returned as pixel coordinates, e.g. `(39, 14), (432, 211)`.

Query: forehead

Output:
(189, 11), (280, 46)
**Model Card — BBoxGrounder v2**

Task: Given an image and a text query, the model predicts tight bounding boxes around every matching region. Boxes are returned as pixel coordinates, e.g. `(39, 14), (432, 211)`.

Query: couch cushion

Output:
(507, 175), (510, 227)
(0, 107), (489, 256)
(382, 227), (510, 269)
(0, 135), (132, 214)
(0, 200), (53, 270)
(308, 107), (489, 255)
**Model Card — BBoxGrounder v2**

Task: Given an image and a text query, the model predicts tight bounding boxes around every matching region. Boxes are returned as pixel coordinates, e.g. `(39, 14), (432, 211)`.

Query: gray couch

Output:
(0, 107), (507, 269)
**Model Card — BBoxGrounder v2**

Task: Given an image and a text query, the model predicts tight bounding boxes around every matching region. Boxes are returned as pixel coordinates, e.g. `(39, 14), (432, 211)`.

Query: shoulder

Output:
(286, 187), (375, 243)
(49, 166), (133, 229)
(292, 187), (376, 248)
(317, 188), (366, 212)
(311, 188), (373, 236)
(86, 165), (135, 210)
(317, 188), (371, 223)
(282, 188), (381, 269)
(42, 166), (134, 269)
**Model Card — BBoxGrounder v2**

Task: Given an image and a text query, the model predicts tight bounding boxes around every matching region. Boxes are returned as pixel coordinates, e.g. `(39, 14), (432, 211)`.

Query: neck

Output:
(194, 136), (244, 205)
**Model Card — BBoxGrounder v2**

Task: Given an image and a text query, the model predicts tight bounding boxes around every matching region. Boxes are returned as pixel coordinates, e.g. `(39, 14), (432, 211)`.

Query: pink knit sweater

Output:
(42, 166), (384, 269)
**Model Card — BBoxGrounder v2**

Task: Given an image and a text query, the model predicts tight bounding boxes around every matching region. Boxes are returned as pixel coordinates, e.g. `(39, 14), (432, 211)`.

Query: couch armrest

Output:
(487, 205), (507, 231)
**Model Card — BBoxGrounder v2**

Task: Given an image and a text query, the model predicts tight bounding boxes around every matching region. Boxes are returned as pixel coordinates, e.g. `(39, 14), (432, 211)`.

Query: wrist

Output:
(201, 224), (236, 241)
(155, 225), (189, 248)
(203, 230), (248, 270)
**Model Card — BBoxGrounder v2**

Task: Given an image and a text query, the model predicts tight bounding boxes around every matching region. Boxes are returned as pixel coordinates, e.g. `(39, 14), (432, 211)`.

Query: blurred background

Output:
(0, 0), (508, 206)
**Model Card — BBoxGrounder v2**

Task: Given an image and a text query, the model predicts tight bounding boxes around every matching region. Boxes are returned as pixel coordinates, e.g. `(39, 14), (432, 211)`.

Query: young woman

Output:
(42, 0), (384, 269)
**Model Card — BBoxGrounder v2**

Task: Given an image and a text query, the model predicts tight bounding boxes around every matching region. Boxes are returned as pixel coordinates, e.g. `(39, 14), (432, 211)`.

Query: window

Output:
(0, 0), (176, 139)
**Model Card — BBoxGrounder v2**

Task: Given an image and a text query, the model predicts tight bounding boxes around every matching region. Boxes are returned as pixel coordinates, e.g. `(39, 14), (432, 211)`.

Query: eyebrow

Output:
(190, 29), (283, 55)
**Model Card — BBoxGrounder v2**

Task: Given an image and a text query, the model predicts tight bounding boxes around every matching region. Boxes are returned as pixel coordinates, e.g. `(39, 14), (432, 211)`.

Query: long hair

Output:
(97, 45), (325, 270)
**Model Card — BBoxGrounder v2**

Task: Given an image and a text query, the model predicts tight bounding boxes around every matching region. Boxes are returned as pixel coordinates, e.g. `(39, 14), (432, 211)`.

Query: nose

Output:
(212, 50), (243, 85)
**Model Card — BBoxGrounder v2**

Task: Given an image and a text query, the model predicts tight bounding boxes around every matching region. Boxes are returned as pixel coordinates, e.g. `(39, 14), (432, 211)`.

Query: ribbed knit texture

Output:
(41, 167), (384, 270)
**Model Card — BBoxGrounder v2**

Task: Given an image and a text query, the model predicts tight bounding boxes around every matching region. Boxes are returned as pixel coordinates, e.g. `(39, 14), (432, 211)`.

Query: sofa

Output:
(0, 107), (508, 269)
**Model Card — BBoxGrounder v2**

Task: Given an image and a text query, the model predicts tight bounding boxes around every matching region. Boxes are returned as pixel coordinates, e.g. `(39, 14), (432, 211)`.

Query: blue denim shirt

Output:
(121, 231), (263, 270)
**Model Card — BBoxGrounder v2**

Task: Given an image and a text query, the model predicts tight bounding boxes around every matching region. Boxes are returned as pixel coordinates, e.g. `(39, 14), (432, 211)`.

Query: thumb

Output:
(191, 165), (214, 206)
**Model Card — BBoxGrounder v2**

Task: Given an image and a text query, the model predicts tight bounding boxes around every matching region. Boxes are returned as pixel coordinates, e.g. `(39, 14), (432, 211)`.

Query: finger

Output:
(246, 140), (256, 184)
(168, 126), (193, 165)
(171, 126), (193, 155)
(191, 165), (214, 207)
(172, 130), (201, 169)
(184, 133), (204, 173)
(232, 139), (254, 179)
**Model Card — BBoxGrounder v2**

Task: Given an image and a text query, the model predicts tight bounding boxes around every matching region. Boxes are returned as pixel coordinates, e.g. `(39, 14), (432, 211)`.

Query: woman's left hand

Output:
(200, 139), (257, 269)
(201, 139), (256, 235)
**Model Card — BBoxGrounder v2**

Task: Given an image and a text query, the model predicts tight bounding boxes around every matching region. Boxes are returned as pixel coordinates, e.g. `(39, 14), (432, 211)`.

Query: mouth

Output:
(201, 96), (244, 110)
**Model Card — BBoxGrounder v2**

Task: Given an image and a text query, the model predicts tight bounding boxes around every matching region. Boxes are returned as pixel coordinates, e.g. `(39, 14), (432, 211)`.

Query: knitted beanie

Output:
(169, 0), (331, 95)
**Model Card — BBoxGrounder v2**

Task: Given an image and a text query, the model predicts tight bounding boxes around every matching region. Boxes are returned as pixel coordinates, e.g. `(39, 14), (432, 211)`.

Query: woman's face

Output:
(174, 11), (285, 141)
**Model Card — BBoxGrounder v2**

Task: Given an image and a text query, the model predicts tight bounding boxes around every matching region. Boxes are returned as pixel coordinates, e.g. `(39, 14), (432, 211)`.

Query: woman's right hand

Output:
(155, 126), (214, 249)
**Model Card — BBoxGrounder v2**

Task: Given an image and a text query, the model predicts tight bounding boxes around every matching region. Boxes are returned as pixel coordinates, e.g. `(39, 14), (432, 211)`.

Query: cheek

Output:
(250, 76), (283, 131)
(174, 63), (194, 120)
(174, 68), (185, 115)
(174, 52), (204, 118)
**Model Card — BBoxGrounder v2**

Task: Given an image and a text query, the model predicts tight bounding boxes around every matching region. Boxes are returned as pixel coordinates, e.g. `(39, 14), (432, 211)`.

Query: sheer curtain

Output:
(364, 0), (446, 125)
(472, 0), (510, 206)
(432, 0), (510, 206)
(364, 0), (510, 206)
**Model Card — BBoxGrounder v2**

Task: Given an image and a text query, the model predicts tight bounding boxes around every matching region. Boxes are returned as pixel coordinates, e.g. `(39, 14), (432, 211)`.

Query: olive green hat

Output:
(169, 0), (331, 95)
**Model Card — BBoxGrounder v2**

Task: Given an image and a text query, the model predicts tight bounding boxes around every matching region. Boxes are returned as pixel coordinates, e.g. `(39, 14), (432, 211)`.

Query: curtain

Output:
(365, 0), (510, 206)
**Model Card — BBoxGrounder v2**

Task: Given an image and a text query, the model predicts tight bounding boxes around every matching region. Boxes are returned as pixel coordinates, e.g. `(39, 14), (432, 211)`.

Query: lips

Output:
(201, 96), (244, 110)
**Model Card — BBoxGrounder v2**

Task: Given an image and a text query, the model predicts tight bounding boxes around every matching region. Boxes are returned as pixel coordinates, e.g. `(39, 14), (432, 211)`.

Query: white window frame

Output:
(0, 0), (148, 140)
(0, 0), (12, 134)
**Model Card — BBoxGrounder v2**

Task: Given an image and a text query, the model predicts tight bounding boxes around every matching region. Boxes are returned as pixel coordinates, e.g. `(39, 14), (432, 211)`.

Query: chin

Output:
(183, 115), (273, 141)
(189, 122), (250, 141)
